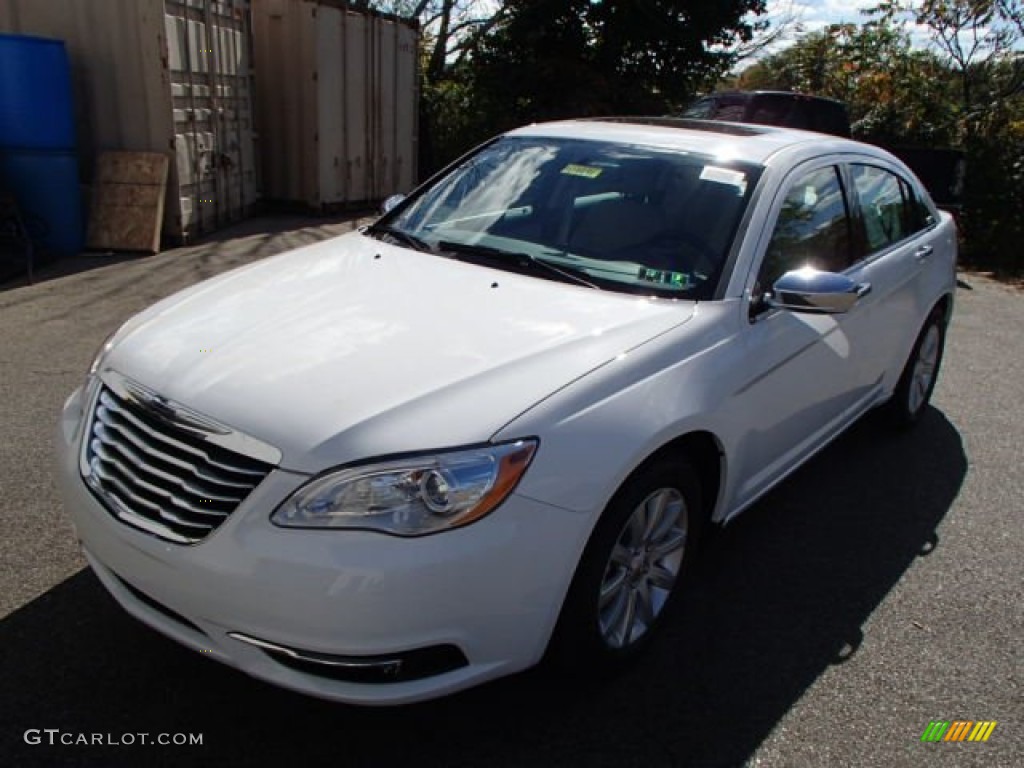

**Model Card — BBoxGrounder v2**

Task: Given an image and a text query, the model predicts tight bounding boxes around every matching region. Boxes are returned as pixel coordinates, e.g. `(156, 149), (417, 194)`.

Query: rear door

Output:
(844, 162), (943, 387)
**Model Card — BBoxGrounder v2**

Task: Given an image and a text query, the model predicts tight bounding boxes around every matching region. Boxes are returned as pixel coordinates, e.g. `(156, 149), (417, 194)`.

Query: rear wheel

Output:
(888, 307), (947, 427)
(547, 456), (703, 671)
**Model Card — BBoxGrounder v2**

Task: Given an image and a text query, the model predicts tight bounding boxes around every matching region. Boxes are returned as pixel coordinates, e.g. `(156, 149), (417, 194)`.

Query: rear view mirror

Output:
(768, 268), (871, 315)
(380, 194), (406, 215)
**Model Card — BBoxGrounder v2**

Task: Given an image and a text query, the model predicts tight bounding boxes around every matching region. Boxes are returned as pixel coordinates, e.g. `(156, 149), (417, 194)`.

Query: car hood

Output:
(104, 233), (694, 471)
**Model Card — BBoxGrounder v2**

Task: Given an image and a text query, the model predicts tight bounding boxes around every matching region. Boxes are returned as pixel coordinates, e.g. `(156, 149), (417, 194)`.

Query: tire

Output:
(546, 455), (703, 673)
(887, 306), (947, 428)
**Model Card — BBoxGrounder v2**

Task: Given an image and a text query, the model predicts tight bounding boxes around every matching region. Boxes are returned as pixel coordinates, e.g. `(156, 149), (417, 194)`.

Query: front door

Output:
(727, 161), (874, 510)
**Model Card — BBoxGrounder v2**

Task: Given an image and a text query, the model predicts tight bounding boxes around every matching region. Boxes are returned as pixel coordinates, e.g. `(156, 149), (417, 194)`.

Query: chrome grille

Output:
(83, 385), (274, 544)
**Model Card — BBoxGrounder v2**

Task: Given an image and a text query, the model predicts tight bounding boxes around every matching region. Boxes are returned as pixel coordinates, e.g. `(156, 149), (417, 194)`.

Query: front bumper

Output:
(56, 385), (589, 705)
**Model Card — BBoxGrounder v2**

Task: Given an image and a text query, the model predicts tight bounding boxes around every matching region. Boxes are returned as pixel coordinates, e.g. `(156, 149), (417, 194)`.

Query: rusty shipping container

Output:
(0, 0), (259, 244)
(252, 0), (419, 209)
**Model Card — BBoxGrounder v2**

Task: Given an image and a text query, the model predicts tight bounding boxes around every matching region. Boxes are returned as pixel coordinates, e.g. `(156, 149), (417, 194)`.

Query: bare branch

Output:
(728, 0), (803, 65)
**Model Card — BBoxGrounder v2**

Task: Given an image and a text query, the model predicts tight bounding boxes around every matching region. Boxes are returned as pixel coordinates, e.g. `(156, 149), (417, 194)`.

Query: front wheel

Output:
(547, 456), (703, 671)
(888, 307), (947, 427)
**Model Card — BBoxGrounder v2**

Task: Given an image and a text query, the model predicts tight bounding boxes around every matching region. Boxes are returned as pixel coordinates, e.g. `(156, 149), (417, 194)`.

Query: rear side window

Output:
(810, 102), (851, 136)
(745, 95), (850, 136)
(850, 165), (927, 256)
(907, 182), (936, 231)
(747, 94), (799, 128)
(682, 96), (748, 121)
(682, 98), (713, 119)
(710, 96), (748, 122)
(758, 166), (852, 293)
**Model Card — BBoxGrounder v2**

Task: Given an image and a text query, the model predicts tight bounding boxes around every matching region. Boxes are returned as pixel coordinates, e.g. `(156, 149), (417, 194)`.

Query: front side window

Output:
(756, 165), (852, 297)
(372, 136), (763, 300)
(850, 164), (918, 254)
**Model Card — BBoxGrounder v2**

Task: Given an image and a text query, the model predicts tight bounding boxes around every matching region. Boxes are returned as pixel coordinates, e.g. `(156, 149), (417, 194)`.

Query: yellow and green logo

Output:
(921, 721), (997, 742)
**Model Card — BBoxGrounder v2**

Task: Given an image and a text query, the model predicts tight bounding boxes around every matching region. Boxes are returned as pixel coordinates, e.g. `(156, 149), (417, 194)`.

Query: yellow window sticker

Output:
(561, 164), (604, 179)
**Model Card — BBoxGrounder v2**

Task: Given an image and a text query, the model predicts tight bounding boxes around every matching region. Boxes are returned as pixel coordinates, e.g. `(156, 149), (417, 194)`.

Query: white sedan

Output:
(56, 118), (956, 705)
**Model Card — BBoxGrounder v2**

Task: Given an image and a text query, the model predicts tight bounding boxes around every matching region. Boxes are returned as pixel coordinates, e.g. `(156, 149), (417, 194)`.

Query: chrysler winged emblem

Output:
(122, 379), (230, 436)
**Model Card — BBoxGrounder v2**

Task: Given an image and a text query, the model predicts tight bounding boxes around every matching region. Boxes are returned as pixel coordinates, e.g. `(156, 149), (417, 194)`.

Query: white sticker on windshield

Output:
(700, 166), (747, 196)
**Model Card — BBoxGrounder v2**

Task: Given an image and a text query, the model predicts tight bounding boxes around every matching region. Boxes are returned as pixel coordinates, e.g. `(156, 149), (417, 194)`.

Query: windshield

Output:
(373, 136), (762, 299)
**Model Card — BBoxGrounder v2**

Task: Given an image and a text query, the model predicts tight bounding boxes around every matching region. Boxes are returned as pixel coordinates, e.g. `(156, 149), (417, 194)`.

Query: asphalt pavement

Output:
(0, 217), (1020, 767)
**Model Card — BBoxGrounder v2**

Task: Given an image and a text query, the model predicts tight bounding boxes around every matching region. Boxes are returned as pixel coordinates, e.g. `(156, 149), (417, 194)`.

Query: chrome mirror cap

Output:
(768, 268), (868, 315)
(380, 194), (406, 215)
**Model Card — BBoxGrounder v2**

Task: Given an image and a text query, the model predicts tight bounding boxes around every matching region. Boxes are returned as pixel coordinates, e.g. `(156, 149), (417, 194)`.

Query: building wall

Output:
(1, 0), (259, 243)
(252, 0), (418, 208)
(2, 0), (419, 239)
(0, 0), (174, 186)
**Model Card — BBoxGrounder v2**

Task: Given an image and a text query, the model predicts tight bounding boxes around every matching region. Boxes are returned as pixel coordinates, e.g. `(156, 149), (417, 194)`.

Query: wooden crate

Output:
(86, 151), (169, 253)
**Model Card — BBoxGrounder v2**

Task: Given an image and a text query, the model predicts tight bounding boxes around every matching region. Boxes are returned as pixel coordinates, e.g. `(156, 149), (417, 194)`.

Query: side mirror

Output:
(767, 268), (871, 315)
(380, 194), (406, 215)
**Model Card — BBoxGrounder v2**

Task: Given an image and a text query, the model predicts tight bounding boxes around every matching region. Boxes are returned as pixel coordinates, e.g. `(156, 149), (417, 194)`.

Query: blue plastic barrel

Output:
(0, 33), (76, 150)
(0, 149), (83, 254)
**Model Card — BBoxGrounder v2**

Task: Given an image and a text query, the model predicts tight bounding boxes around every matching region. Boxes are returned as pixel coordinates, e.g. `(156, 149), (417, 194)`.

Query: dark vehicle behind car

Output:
(682, 90), (965, 211)
(682, 91), (852, 137)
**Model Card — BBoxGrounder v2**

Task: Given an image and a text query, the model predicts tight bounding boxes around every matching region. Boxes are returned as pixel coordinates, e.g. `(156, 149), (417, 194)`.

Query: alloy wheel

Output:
(597, 487), (688, 649)
(909, 324), (941, 415)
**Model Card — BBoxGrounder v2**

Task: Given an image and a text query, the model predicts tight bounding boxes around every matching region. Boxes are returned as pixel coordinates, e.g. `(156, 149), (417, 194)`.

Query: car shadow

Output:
(0, 407), (966, 767)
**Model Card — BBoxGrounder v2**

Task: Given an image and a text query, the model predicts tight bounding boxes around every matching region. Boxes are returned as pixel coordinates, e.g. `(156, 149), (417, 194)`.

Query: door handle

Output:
(855, 282), (872, 299)
(914, 245), (934, 261)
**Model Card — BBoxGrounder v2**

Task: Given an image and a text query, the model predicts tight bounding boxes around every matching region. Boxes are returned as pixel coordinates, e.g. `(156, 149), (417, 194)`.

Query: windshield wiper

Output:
(436, 240), (600, 290)
(366, 224), (434, 253)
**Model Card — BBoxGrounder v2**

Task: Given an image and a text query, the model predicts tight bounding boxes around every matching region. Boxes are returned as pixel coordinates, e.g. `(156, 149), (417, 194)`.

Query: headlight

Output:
(272, 440), (538, 536)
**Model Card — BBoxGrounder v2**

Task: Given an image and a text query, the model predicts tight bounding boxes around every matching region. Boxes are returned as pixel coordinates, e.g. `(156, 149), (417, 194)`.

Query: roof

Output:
(507, 117), (869, 166)
(701, 90), (849, 107)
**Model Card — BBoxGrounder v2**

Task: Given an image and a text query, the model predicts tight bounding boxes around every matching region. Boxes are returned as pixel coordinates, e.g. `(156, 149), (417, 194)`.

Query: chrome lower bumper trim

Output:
(227, 632), (468, 684)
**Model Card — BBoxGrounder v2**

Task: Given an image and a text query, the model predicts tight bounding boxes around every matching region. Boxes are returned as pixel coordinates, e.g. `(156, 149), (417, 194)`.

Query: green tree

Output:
(736, 3), (1024, 272)
(874, 0), (1024, 137)
(468, 0), (768, 128)
(737, 18), (958, 145)
(881, 1), (1024, 268)
(392, 0), (771, 171)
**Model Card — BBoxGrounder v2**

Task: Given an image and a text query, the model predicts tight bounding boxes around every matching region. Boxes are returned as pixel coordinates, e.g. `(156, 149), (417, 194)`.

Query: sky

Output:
(757, 0), (935, 54)
(779, 0), (881, 33)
